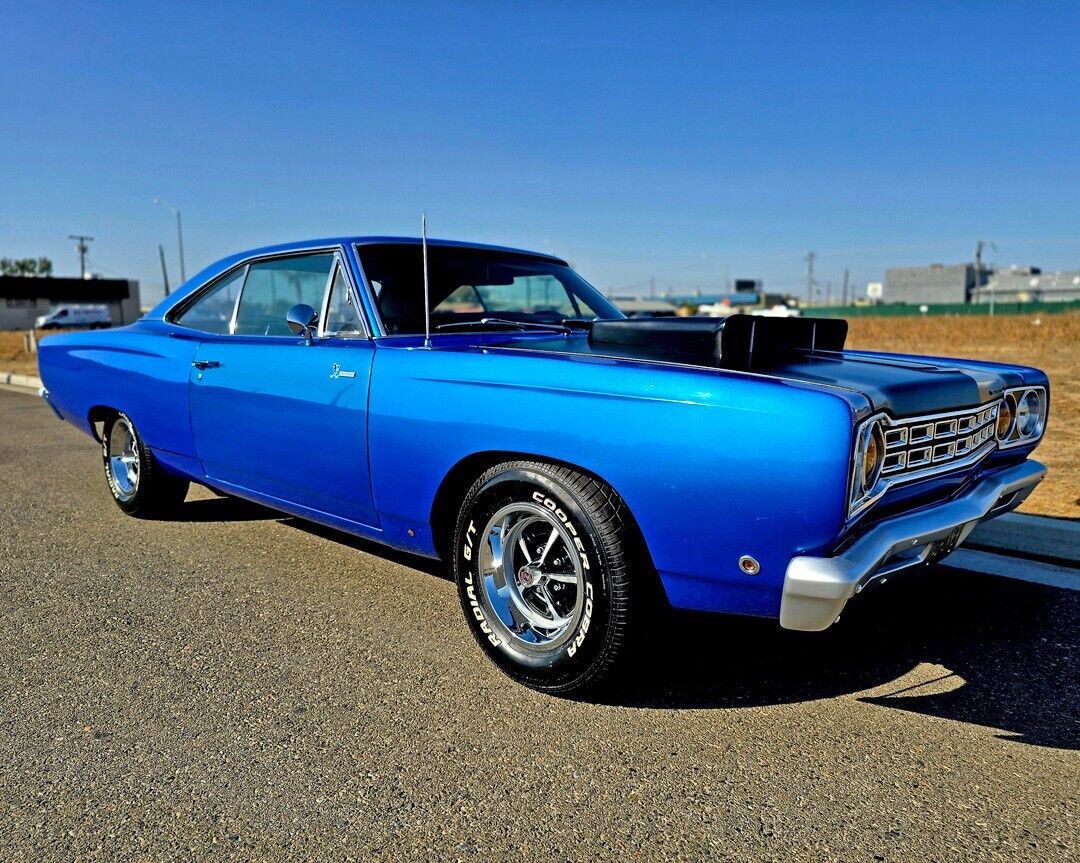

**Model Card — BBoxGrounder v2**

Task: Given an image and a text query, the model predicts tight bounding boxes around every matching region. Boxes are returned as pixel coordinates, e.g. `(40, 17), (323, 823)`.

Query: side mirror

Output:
(286, 304), (318, 344)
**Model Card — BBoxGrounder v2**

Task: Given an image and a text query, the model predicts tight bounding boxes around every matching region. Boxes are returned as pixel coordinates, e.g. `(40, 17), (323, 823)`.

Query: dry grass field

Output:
(3, 313), (1077, 516)
(0, 329), (42, 375)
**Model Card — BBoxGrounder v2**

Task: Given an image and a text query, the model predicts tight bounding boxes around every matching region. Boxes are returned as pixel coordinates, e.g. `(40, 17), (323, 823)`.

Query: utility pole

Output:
(805, 252), (816, 305)
(68, 234), (94, 279)
(974, 239), (989, 316)
(158, 244), (171, 296)
(825, 280), (832, 306)
(649, 277), (656, 299)
(841, 268), (850, 306)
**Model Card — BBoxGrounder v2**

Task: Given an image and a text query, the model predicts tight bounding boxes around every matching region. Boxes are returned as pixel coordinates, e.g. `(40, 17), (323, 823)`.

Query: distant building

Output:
(884, 264), (980, 305)
(0, 276), (141, 330)
(971, 268), (1080, 304)
(610, 297), (679, 317)
(883, 262), (1080, 306)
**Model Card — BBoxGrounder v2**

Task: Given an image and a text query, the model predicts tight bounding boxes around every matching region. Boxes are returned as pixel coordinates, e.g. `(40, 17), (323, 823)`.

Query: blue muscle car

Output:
(37, 237), (1050, 693)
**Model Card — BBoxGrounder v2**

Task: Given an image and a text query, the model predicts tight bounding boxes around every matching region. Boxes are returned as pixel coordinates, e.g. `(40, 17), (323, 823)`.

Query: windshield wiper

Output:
(435, 317), (570, 333)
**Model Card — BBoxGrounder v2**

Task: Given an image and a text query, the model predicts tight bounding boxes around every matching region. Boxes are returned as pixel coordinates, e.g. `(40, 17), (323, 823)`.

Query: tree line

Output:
(1, 257), (54, 277)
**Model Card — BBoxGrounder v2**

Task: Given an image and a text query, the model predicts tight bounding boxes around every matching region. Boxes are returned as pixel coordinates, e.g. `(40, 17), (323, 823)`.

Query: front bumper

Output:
(780, 459), (1047, 631)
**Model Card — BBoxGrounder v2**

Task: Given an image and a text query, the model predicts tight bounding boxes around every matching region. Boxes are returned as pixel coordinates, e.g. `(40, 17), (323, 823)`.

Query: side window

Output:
(175, 267), (245, 334)
(233, 254), (334, 336)
(323, 264), (365, 337)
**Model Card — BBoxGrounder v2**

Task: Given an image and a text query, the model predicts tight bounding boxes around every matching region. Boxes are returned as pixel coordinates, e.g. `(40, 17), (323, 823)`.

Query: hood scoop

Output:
(588, 316), (848, 371)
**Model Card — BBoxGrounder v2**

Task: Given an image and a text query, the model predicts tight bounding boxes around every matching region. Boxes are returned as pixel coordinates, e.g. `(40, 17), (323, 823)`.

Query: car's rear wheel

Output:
(101, 412), (189, 517)
(453, 460), (633, 695)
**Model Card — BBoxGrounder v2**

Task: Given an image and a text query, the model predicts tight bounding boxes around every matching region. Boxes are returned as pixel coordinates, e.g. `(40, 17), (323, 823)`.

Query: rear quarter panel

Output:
(368, 343), (857, 618)
(37, 322), (200, 471)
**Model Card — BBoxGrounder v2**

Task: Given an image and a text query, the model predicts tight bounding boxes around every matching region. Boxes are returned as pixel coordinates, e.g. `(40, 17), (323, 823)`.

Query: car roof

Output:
(222, 236), (565, 269)
(145, 236), (569, 320)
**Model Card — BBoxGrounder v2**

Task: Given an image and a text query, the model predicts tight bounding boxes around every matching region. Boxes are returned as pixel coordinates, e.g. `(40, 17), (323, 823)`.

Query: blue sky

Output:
(3, 1), (1079, 304)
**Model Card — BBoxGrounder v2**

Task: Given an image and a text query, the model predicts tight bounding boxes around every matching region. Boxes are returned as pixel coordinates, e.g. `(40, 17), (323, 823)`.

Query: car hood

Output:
(484, 334), (1024, 418)
(765, 350), (1019, 416)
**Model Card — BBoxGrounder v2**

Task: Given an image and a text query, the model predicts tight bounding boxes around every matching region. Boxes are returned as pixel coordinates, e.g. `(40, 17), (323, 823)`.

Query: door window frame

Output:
(318, 256), (368, 339)
(166, 245), (373, 341)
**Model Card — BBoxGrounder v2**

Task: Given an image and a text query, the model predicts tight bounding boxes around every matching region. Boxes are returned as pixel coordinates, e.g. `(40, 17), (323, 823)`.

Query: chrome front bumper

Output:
(780, 459), (1047, 631)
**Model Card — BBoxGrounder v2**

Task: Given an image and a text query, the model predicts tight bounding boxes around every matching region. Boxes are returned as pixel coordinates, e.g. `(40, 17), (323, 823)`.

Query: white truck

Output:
(35, 304), (111, 330)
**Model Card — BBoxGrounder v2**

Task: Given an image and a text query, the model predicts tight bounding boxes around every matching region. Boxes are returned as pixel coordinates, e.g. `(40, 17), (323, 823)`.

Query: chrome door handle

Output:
(192, 360), (220, 370)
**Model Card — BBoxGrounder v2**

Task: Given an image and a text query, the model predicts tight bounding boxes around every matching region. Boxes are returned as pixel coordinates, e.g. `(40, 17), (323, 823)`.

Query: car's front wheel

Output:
(453, 460), (634, 695)
(101, 412), (189, 517)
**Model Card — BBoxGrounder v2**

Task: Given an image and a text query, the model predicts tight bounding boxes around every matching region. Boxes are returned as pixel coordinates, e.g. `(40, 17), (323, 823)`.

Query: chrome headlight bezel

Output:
(997, 385), (1047, 448)
(848, 417), (886, 518)
(996, 394), (1015, 441)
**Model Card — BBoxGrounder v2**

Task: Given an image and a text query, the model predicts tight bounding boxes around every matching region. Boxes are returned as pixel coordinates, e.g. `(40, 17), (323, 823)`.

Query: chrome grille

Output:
(881, 402), (999, 479)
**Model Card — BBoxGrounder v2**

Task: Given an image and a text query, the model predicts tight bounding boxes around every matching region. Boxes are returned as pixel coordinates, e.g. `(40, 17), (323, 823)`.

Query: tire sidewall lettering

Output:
(461, 524), (502, 647)
(530, 491), (590, 571)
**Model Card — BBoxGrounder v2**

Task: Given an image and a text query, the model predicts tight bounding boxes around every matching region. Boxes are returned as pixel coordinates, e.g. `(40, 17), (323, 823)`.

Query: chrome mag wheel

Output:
(106, 416), (140, 501)
(477, 502), (585, 652)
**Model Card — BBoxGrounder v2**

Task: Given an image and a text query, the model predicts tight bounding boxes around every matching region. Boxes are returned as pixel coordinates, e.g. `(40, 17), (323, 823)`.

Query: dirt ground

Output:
(3, 312), (1076, 516)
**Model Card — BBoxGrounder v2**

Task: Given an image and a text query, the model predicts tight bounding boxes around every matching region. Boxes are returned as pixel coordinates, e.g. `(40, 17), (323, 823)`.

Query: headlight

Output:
(1015, 389), (1043, 437)
(997, 386), (1047, 448)
(861, 420), (884, 493)
(996, 396), (1015, 440)
(848, 417), (887, 519)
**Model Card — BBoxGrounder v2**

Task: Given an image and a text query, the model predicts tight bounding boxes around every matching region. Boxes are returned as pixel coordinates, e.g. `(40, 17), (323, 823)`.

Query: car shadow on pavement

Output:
(594, 567), (1079, 750)
(168, 494), (280, 523)
(190, 499), (1077, 750)
(280, 517), (451, 580)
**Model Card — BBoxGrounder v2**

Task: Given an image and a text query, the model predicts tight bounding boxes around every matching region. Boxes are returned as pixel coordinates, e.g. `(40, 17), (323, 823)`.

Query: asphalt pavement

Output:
(1, 388), (1076, 861)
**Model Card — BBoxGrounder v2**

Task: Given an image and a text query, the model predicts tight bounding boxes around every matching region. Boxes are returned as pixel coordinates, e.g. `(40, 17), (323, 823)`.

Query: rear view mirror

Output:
(286, 304), (318, 344)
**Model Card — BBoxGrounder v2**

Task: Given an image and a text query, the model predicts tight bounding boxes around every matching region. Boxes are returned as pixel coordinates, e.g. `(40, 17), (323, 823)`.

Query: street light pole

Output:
(154, 198), (186, 284)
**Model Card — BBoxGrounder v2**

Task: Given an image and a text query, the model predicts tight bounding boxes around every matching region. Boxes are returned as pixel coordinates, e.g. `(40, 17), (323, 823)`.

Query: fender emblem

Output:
(330, 363), (356, 380)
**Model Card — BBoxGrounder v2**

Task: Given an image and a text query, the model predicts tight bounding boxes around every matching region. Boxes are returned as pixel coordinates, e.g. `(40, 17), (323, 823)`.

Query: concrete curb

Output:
(945, 548), (1078, 591)
(968, 512), (1080, 568)
(0, 371), (43, 391)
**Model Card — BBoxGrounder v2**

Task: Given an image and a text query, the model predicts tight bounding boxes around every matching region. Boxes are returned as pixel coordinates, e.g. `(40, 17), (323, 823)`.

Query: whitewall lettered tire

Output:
(453, 460), (634, 694)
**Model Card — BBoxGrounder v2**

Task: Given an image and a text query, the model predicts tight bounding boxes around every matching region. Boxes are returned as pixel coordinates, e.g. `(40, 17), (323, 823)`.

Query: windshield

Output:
(356, 243), (624, 335)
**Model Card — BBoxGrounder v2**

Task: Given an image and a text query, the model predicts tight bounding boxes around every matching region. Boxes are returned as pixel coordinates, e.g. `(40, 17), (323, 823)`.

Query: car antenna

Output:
(422, 213), (431, 348)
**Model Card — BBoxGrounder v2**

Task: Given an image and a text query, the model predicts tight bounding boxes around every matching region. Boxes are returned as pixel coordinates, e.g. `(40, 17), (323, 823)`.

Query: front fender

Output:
(368, 345), (855, 619)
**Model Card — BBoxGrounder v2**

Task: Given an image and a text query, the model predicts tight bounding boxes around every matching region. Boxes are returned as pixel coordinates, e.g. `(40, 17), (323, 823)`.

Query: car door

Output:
(186, 250), (378, 527)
